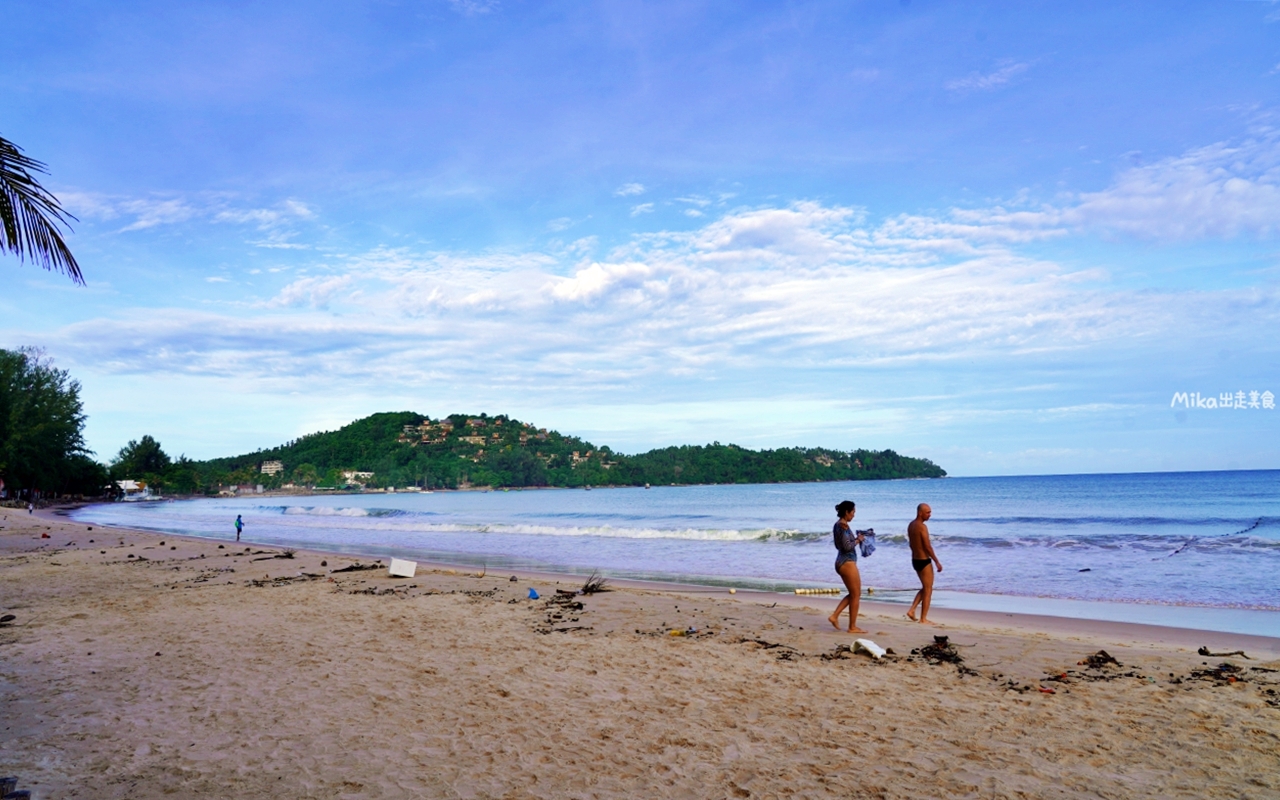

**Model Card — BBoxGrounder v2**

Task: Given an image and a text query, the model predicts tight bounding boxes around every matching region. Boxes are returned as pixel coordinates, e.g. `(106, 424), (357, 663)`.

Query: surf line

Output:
(1157, 517), (1265, 560)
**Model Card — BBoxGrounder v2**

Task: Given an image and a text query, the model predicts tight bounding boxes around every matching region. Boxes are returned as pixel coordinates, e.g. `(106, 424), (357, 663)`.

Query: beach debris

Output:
(853, 638), (886, 660)
(40, 533), (49, 538)
(509, 575), (518, 581)
(555, 588), (578, 597)
(1037, 686), (1056, 694)
(387, 558), (417, 578)
(581, 571), (610, 594)
(0, 614), (15, 626)
(1189, 662), (1246, 683)
(330, 562), (380, 573)
(1079, 650), (1121, 669)
(915, 642), (962, 664)
(1078, 568), (1091, 572)
(320, 560), (327, 567)
(794, 587), (841, 595)
(527, 588), (540, 600)
(1197, 646), (1250, 659)
(912, 637), (974, 674)
(0, 777), (17, 795)
(739, 637), (796, 652)
(728, 588), (736, 594)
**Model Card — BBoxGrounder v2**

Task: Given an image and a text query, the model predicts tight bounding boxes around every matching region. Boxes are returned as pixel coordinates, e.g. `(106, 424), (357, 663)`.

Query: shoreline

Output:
(44, 505), (1280, 655)
(3, 505), (1279, 798)
(60, 502), (1280, 641)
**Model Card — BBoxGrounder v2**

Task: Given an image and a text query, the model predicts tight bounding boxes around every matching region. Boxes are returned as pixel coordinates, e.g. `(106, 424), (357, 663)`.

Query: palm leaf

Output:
(0, 135), (83, 284)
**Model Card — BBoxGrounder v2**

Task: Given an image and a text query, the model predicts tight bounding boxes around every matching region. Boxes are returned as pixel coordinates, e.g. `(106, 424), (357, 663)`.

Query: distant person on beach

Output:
(906, 503), (942, 624)
(234, 514), (243, 542)
(828, 500), (867, 633)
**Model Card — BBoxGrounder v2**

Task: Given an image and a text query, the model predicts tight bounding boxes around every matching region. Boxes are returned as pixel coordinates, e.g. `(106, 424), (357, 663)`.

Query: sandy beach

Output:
(2, 507), (1278, 799)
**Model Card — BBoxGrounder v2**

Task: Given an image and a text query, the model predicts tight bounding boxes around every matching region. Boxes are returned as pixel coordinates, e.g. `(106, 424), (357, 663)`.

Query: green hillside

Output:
(147, 411), (945, 493)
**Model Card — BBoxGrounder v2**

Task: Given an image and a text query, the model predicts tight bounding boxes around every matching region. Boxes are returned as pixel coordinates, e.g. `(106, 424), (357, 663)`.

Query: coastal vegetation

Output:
(157, 411), (945, 493)
(0, 348), (107, 499)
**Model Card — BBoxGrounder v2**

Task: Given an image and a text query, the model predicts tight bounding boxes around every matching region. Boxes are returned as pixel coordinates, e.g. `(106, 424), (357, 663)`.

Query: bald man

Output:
(906, 503), (943, 624)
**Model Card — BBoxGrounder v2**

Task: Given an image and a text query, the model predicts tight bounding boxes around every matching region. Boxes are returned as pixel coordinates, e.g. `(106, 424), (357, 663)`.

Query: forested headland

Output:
(172, 411), (946, 493)
(0, 348), (945, 499)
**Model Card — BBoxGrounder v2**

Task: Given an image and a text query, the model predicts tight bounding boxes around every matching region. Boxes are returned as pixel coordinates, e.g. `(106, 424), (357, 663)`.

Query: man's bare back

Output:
(906, 503), (941, 624)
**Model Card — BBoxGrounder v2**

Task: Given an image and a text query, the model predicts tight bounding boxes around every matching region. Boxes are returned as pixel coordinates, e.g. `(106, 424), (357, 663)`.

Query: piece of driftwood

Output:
(1198, 646), (1249, 659)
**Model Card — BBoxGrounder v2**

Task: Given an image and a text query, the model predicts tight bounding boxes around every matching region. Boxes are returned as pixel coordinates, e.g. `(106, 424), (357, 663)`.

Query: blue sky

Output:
(3, 0), (1280, 475)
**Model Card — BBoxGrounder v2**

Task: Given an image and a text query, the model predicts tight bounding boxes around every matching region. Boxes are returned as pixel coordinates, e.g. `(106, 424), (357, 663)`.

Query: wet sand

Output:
(2, 507), (1278, 799)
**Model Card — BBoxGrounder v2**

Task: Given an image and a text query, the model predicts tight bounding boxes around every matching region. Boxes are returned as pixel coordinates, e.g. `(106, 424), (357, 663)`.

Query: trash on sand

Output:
(1198, 646), (1250, 659)
(527, 588), (540, 600)
(1038, 686), (1056, 694)
(331, 562), (380, 573)
(387, 558), (417, 578)
(853, 639), (886, 660)
(1078, 650), (1122, 668)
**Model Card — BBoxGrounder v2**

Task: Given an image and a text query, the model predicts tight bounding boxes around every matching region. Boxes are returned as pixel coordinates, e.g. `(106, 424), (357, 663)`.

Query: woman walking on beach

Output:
(828, 500), (867, 633)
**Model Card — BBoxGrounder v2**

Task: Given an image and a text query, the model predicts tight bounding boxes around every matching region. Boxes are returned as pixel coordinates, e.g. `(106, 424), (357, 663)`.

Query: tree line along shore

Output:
(2, 348), (945, 500)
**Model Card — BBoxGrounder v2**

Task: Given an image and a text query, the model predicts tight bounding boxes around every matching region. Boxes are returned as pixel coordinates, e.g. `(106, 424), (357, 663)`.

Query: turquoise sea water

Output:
(72, 470), (1280, 635)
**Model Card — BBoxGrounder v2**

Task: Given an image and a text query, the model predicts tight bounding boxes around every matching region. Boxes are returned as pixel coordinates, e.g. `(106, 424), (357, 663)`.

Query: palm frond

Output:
(0, 136), (83, 284)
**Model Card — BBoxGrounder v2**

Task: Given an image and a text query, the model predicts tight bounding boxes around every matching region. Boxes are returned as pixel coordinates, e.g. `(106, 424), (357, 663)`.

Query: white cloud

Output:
(215, 200), (315, 229)
(631, 203), (655, 216)
(44, 199), (1279, 395)
(118, 197), (199, 231)
(58, 191), (315, 234)
(950, 132), (1280, 240)
(449, 0), (498, 15)
(614, 183), (646, 197)
(684, 209), (704, 218)
(945, 61), (1030, 92)
(547, 217), (573, 232)
(269, 275), (354, 309)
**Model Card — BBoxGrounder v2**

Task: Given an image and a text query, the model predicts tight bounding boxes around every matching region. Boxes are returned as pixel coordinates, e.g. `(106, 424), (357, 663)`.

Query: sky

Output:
(3, 0), (1280, 476)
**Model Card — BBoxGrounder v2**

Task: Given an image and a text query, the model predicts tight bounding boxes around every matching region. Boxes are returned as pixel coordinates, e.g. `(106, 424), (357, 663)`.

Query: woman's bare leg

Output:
(835, 561), (865, 633)
(828, 594), (850, 629)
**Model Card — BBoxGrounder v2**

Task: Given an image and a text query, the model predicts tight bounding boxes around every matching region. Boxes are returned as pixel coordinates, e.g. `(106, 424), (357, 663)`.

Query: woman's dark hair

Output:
(835, 500), (855, 516)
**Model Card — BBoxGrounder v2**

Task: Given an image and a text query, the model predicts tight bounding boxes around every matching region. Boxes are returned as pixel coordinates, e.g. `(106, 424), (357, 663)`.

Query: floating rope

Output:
(1158, 517), (1264, 560)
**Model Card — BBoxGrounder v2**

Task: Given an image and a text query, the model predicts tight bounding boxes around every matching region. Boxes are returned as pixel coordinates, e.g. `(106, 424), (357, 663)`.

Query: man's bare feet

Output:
(906, 611), (917, 621)
(919, 619), (937, 625)
(848, 626), (867, 634)
(828, 614), (843, 630)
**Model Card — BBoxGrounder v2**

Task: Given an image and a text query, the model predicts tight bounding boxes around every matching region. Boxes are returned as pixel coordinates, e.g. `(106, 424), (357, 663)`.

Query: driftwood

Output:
(1198, 646), (1249, 659)
(330, 562), (380, 573)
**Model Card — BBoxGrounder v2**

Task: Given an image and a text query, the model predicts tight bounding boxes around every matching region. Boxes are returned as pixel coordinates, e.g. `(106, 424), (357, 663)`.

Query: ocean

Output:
(70, 470), (1280, 636)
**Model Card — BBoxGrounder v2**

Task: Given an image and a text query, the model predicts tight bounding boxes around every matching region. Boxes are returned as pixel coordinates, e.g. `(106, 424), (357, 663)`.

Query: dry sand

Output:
(2, 506), (1278, 799)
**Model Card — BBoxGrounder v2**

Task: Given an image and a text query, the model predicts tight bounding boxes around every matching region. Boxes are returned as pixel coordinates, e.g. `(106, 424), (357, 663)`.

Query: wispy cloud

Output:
(630, 203), (655, 216)
(947, 131), (1280, 240)
(945, 60), (1030, 92)
(268, 275), (354, 309)
(614, 183), (646, 197)
(61, 192), (316, 234)
(44, 197), (1278, 393)
(448, 0), (499, 15)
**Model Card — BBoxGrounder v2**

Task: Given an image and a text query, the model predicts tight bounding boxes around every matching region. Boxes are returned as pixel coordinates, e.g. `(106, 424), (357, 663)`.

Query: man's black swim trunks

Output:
(912, 558), (931, 572)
